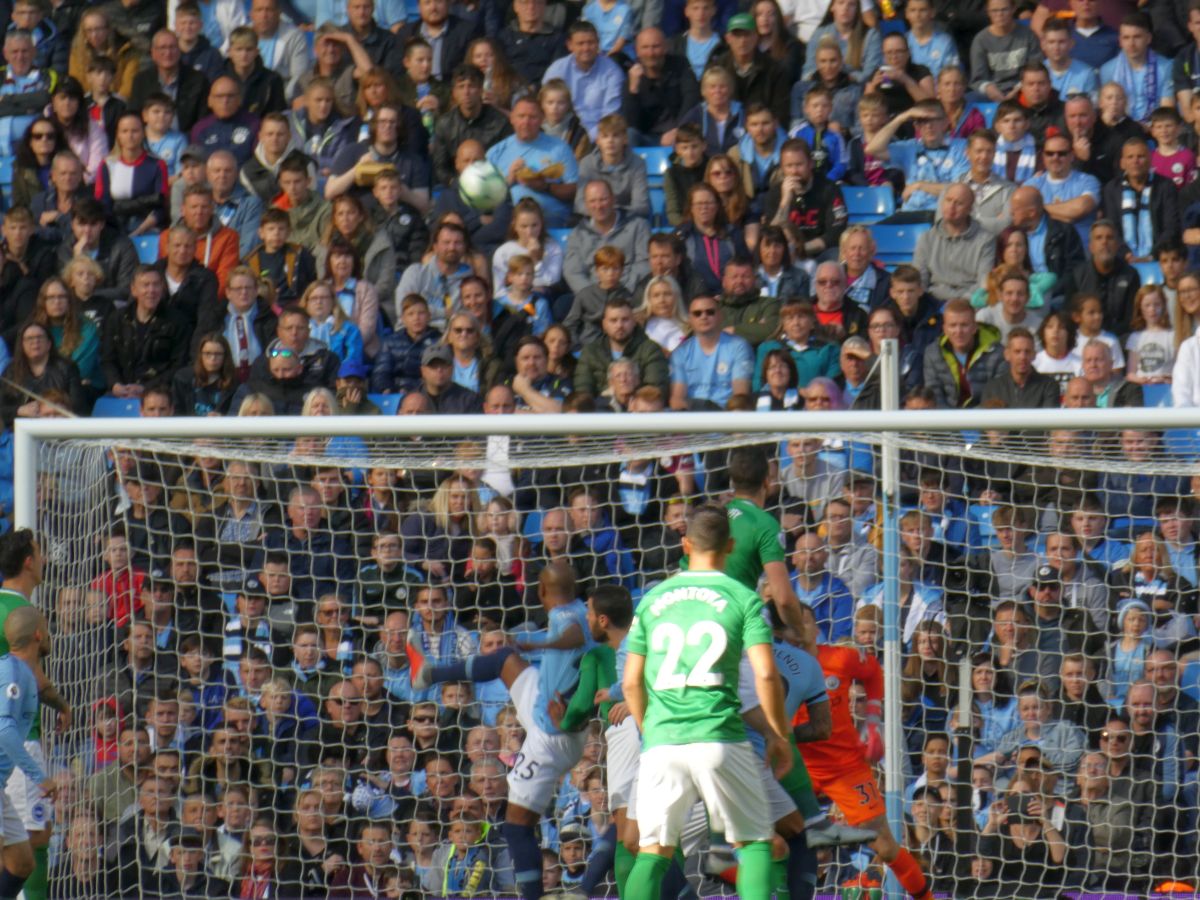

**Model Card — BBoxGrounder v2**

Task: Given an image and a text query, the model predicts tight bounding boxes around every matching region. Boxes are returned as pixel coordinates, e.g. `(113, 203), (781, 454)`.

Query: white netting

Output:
(27, 420), (1200, 899)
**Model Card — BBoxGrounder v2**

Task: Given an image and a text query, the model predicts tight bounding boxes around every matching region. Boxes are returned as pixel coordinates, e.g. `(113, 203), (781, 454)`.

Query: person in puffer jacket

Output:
(920, 298), (1004, 408)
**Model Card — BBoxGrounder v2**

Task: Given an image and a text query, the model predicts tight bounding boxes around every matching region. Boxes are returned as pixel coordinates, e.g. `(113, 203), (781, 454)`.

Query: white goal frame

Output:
(16, 341), (1200, 895)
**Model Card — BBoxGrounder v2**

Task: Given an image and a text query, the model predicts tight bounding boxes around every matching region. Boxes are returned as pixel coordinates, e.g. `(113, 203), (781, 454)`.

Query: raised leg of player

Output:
(407, 638), (527, 691)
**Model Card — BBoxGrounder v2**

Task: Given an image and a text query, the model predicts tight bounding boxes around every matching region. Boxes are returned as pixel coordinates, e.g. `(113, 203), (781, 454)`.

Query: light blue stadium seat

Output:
(871, 223), (931, 265)
(634, 146), (671, 187)
(649, 187), (666, 227)
(1143, 382), (1171, 408)
(133, 233), (161, 264)
(92, 396), (142, 417)
(967, 102), (998, 126)
(368, 393), (401, 415)
(1133, 260), (1162, 285)
(1164, 428), (1200, 459)
(844, 186), (895, 224)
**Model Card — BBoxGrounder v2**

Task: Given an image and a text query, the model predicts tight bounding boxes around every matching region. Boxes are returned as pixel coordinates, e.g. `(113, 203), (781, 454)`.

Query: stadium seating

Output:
(844, 186), (895, 224)
(0, 156), (12, 210)
(91, 396), (142, 417)
(967, 101), (998, 126)
(133, 233), (161, 264)
(633, 146), (671, 188)
(1143, 383), (1172, 408)
(870, 223), (931, 265)
(368, 393), (401, 415)
(649, 187), (666, 228)
(1134, 260), (1163, 284)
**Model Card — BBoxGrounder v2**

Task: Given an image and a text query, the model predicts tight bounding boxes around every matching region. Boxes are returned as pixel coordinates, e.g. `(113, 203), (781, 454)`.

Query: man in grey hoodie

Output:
(563, 180), (651, 294)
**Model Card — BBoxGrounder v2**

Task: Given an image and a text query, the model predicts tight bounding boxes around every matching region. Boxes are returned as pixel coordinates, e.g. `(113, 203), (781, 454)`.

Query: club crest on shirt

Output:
(825, 675), (841, 691)
(5, 683), (19, 700)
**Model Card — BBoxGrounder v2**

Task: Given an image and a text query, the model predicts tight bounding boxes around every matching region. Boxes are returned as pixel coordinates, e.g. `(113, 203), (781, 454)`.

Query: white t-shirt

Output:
(645, 316), (686, 353)
(1125, 328), (1175, 380)
(1074, 330), (1126, 370)
(781, 0), (874, 42)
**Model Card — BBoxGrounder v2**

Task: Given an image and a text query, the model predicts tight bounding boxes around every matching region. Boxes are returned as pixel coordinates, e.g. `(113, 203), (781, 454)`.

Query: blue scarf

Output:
(1120, 176), (1155, 258)
(1111, 51), (1160, 124)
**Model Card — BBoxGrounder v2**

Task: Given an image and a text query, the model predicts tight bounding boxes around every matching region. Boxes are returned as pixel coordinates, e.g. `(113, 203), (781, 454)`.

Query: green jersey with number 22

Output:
(629, 570), (773, 750)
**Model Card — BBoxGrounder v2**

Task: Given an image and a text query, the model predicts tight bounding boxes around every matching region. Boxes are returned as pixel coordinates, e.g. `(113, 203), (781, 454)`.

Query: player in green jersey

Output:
(623, 504), (792, 900)
(0, 530), (70, 900)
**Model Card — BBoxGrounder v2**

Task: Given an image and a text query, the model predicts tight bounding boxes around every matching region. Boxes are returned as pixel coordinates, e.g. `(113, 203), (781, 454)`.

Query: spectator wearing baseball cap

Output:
(1024, 564), (1106, 685)
(417, 342), (483, 414)
(705, 12), (791, 123)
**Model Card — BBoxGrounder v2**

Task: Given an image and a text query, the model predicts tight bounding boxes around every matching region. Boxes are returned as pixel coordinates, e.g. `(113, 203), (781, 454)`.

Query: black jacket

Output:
(980, 369), (1061, 408)
(430, 104), (512, 185)
(1058, 259), (1141, 335)
(621, 55), (701, 141)
(397, 16), (477, 79)
(421, 382), (482, 414)
(0, 237), (59, 345)
(100, 305), (189, 388)
(156, 259), (219, 334)
(100, 0), (163, 56)
(230, 372), (310, 415)
(496, 24), (562, 84)
(194, 296), (278, 360)
(0, 356), (86, 425)
(706, 49), (791, 124)
(1102, 173), (1181, 260)
(1041, 215), (1086, 288)
(221, 57), (286, 117)
(54, 227), (138, 304)
(128, 65), (210, 133)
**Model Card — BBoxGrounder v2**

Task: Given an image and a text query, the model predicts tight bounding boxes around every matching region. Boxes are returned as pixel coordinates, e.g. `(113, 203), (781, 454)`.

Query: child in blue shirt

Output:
(583, 0), (634, 57)
(789, 86), (846, 182)
(142, 93), (188, 178)
(494, 254), (553, 337)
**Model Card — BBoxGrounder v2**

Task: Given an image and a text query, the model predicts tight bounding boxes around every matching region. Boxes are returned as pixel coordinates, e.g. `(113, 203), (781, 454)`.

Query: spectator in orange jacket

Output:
(158, 182), (239, 295)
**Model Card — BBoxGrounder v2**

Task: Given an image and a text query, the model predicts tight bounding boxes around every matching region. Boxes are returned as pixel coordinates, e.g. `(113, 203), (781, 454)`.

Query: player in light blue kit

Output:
(736, 606), (837, 900)
(0, 606), (55, 900)
(407, 561), (592, 900)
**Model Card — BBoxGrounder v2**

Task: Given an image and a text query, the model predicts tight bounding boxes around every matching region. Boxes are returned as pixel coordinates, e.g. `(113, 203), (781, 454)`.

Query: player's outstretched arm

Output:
(746, 643), (792, 779)
(622, 652), (647, 730)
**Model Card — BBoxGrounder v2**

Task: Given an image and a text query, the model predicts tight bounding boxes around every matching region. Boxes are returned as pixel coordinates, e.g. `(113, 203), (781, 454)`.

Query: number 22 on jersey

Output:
(651, 621), (728, 690)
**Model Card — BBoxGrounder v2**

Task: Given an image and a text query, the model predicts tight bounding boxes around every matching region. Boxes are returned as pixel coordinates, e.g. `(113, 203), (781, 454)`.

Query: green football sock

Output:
(736, 840), (776, 900)
(624, 852), (671, 900)
(779, 745), (821, 821)
(615, 841), (638, 899)
(773, 857), (790, 900)
(23, 845), (47, 900)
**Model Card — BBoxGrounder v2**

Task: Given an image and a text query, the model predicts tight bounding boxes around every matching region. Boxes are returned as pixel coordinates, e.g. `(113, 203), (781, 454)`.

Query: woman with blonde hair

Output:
(636, 274), (688, 353)
(839, 225), (892, 310)
(68, 8), (140, 98)
(300, 280), (365, 367)
(401, 474), (478, 581)
(679, 66), (744, 154)
(237, 393), (275, 416)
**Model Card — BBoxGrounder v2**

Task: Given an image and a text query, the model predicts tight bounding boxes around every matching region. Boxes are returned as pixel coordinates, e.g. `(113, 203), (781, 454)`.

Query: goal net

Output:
(21, 410), (1200, 899)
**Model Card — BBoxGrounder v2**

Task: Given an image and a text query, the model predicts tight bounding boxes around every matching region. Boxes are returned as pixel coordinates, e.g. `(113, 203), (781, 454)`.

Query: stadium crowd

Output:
(0, 0), (1199, 895)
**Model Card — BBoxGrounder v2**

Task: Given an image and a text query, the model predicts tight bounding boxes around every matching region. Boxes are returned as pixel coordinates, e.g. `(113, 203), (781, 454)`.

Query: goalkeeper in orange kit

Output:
(792, 605), (935, 900)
